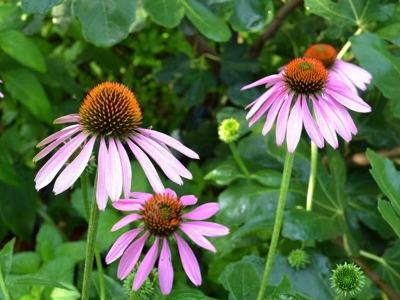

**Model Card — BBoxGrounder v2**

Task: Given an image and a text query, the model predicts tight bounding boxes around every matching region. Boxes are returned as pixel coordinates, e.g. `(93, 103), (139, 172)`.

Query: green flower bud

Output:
(331, 262), (365, 298)
(287, 249), (310, 270)
(123, 263), (158, 300)
(218, 118), (240, 143)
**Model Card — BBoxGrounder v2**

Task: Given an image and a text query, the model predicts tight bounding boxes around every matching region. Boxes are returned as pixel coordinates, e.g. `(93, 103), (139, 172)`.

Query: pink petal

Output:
(130, 192), (152, 202)
(116, 139), (132, 199)
(54, 114), (80, 124)
(312, 96), (338, 148)
(111, 213), (142, 231)
(159, 237), (173, 295)
(286, 97), (303, 153)
(126, 139), (165, 194)
(53, 136), (96, 194)
(179, 224), (216, 252)
(138, 128), (199, 159)
(261, 90), (287, 136)
(182, 221), (230, 237)
(174, 233), (201, 286)
(319, 98), (352, 142)
(117, 233), (149, 279)
(327, 97), (358, 134)
(112, 200), (143, 211)
(36, 124), (82, 147)
(241, 74), (283, 90)
(96, 138), (108, 210)
(246, 82), (285, 119)
(164, 188), (177, 198)
(35, 132), (89, 190)
(181, 203), (219, 220)
(325, 88), (371, 113)
(180, 195), (198, 206)
(106, 228), (143, 264)
(106, 138), (123, 202)
(133, 237), (160, 291)
(301, 95), (324, 148)
(276, 92), (294, 146)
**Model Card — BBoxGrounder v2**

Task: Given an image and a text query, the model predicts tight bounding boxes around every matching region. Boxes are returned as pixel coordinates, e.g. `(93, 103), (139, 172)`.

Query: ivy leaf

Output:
(351, 33), (400, 100)
(181, 0), (231, 42)
(0, 30), (46, 72)
(21, 0), (62, 14)
(72, 0), (136, 47)
(143, 0), (184, 28)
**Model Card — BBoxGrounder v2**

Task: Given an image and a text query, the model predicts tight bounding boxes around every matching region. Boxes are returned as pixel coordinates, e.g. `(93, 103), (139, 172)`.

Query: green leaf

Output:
(35, 223), (64, 262)
(2, 69), (53, 124)
(366, 148), (400, 216)
(282, 209), (342, 242)
(377, 23), (400, 47)
(0, 30), (46, 72)
(376, 240), (400, 292)
(351, 33), (400, 100)
(181, 0), (231, 42)
(11, 252), (41, 274)
(55, 242), (86, 263)
(377, 200), (400, 238)
(0, 145), (21, 186)
(21, 0), (62, 14)
(204, 159), (245, 186)
(165, 294), (217, 300)
(91, 272), (125, 300)
(0, 238), (15, 276)
(72, 0), (136, 47)
(143, 0), (184, 28)
(229, 0), (272, 32)
(0, 4), (24, 31)
(49, 286), (80, 300)
(8, 274), (72, 290)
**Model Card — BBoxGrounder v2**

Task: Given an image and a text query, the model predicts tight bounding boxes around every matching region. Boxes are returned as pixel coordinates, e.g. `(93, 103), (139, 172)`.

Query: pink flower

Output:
(304, 43), (372, 94)
(105, 188), (229, 295)
(241, 57), (371, 153)
(34, 82), (199, 210)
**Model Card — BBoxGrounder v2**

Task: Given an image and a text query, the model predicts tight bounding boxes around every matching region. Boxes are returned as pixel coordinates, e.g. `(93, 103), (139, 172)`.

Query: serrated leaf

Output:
(0, 30), (46, 72)
(2, 69), (53, 124)
(8, 274), (72, 290)
(229, 0), (272, 32)
(181, 0), (231, 42)
(350, 33), (400, 100)
(72, 0), (136, 47)
(377, 200), (400, 238)
(0, 238), (15, 276)
(21, 0), (62, 14)
(282, 209), (342, 242)
(143, 0), (184, 28)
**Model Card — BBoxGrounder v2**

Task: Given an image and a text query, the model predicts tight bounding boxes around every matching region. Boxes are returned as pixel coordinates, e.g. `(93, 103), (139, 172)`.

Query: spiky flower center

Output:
(331, 262), (365, 297)
(142, 193), (184, 237)
(218, 118), (240, 143)
(304, 44), (337, 68)
(79, 82), (142, 138)
(283, 58), (328, 94)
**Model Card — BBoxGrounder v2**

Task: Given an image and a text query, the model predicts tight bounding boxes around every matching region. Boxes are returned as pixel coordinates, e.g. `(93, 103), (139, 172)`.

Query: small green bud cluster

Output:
(331, 262), (365, 298)
(218, 118), (240, 143)
(287, 249), (310, 270)
(123, 264), (159, 300)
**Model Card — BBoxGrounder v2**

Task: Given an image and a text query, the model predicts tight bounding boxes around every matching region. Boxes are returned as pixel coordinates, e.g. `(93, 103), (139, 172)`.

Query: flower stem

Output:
(95, 246), (106, 300)
(228, 142), (251, 178)
(81, 174), (100, 300)
(0, 268), (10, 300)
(306, 142), (318, 211)
(257, 152), (295, 300)
(337, 27), (363, 59)
(359, 250), (384, 264)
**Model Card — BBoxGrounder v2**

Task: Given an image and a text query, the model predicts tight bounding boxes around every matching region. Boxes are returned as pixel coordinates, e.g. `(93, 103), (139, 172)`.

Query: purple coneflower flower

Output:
(241, 57), (371, 152)
(34, 82), (199, 210)
(304, 43), (372, 94)
(105, 188), (229, 295)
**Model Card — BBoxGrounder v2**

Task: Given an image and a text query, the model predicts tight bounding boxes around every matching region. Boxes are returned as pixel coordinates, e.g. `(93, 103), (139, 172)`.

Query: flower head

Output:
(34, 82), (199, 210)
(287, 248), (310, 270)
(218, 118), (240, 143)
(241, 57), (371, 152)
(105, 188), (229, 295)
(304, 43), (372, 94)
(331, 262), (365, 298)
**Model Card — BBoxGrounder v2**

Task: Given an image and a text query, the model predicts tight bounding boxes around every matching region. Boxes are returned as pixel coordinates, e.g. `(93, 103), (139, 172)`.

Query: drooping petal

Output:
(54, 114), (80, 124)
(133, 237), (160, 291)
(53, 136), (96, 194)
(326, 96), (358, 134)
(241, 74), (283, 90)
(174, 233), (202, 286)
(276, 92), (294, 146)
(106, 137), (123, 202)
(301, 95), (324, 148)
(106, 228), (143, 264)
(180, 195), (198, 206)
(181, 203), (219, 220)
(312, 96), (338, 148)
(35, 132), (89, 190)
(111, 213), (143, 231)
(36, 124), (82, 148)
(182, 222), (230, 237)
(138, 128), (199, 159)
(159, 237), (173, 295)
(180, 224), (216, 252)
(96, 138), (109, 210)
(126, 138), (165, 194)
(286, 96), (303, 153)
(116, 139), (132, 199)
(112, 200), (143, 211)
(117, 233), (149, 280)
(325, 88), (371, 113)
(261, 90), (287, 136)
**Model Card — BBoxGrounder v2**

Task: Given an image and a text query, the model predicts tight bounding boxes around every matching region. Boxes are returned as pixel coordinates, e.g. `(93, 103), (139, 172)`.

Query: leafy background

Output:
(1, 0), (400, 299)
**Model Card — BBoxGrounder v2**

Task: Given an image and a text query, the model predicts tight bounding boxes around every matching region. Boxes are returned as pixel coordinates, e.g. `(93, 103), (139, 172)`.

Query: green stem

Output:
(337, 28), (363, 59)
(228, 142), (251, 178)
(81, 174), (100, 300)
(95, 246), (106, 300)
(306, 142), (318, 211)
(359, 250), (383, 264)
(257, 152), (295, 300)
(0, 268), (10, 300)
